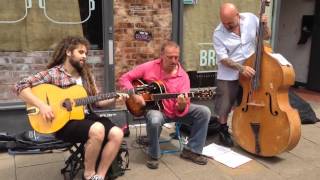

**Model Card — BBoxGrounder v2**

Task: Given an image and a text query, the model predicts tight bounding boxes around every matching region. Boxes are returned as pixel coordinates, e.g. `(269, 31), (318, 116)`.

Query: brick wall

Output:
(114, 0), (172, 89)
(0, 51), (104, 103)
(0, 0), (172, 103)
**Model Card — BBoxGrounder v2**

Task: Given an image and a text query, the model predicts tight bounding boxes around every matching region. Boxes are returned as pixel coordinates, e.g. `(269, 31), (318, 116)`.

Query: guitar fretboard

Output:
(75, 92), (119, 106)
(152, 92), (196, 101)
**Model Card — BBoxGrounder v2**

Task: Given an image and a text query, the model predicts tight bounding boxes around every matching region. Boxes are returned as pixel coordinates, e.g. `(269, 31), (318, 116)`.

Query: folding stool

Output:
(61, 143), (85, 180)
(160, 122), (184, 154)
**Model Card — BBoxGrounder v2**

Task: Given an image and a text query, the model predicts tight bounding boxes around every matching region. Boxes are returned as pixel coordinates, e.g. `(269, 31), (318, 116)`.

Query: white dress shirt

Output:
(213, 12), (259, 80)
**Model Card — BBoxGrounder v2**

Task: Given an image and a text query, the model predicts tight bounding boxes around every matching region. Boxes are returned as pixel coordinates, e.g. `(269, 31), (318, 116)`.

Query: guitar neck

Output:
(75, 93), (119, 106)
(152, 92), (194, 101)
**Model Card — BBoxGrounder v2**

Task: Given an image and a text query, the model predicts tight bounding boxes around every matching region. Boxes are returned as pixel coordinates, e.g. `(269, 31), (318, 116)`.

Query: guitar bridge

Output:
(27, 107), (39, 115)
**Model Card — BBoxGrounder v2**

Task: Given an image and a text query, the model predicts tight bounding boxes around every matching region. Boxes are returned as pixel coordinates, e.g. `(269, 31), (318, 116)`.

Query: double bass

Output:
(232, 0), (301, 157)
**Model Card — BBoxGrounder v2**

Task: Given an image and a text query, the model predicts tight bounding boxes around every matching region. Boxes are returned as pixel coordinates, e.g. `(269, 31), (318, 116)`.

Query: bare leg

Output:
(83, 122), (105, 179)
(96, 126), (124, 179)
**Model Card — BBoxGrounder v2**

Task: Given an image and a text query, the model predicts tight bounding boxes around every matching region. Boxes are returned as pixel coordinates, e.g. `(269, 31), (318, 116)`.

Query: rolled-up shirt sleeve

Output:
(13, 70), (52, 95)
(118, 64), (146, 90)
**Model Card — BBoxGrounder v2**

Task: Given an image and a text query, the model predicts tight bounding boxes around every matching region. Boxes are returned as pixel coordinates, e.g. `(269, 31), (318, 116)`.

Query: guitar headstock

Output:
(191, 87), (216, 100)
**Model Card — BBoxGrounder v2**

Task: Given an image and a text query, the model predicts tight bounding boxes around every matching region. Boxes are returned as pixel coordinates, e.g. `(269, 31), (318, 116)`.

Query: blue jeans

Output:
(145, 104), (211, 159)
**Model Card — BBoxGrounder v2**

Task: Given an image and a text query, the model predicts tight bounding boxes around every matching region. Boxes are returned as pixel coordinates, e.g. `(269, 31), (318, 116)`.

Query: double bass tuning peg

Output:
(263, 0), (270, 6)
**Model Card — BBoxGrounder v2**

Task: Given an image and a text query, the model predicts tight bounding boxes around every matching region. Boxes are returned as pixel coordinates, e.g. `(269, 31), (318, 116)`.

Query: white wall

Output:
(276, 0), (315, 83)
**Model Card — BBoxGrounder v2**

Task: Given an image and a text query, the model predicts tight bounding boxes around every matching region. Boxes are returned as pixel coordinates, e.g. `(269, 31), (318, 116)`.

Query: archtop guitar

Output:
(126, 80), (216, 117)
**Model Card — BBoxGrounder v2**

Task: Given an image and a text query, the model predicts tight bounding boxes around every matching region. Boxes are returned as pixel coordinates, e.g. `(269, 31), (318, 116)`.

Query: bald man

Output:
(212, 3), (271, 147)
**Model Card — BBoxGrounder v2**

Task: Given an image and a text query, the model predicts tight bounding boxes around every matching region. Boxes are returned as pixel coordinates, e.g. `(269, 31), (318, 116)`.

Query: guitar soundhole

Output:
(62, 99), (72, 111)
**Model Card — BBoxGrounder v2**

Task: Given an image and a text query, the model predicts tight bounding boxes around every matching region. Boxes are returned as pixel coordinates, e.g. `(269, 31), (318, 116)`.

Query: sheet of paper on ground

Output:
(202, 143), (251, 168)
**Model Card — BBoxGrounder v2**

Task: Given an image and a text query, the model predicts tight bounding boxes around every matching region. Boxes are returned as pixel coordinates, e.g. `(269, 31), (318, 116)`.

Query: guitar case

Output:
(0, 130), (71, 154)
(289, 89), (320, 124)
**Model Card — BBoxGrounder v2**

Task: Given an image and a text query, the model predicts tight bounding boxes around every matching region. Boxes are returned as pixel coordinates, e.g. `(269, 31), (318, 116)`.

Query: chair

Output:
(135, 121), (184, 155)
(61, 143), (85, 180)
(159, 122), (184, 154)
(61, 141), (129, 180)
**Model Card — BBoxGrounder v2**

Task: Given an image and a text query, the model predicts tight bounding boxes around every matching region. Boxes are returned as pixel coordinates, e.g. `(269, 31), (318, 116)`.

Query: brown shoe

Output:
(146, 156), (159, 169)
(180, 148), (208, 165)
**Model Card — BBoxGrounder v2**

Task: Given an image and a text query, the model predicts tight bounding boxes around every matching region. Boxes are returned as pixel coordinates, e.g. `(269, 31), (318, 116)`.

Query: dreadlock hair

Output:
(47, 36), (98, 96)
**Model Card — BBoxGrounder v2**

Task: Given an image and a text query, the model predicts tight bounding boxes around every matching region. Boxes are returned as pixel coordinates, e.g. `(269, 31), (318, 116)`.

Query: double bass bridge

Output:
(246, 102), (265, 107)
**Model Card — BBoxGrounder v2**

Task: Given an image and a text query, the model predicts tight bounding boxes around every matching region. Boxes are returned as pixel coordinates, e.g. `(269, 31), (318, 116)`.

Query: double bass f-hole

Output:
(242, 91), (251, 112)
(242, 90), (266, 112)
(265, 92), (279, 116)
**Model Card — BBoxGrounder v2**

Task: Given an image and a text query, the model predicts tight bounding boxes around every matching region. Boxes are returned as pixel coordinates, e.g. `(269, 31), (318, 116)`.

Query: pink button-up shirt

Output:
(118, 58), (190, 118)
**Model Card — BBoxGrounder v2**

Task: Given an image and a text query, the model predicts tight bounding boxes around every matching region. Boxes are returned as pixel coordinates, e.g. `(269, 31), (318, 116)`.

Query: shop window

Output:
(0, 0), (103, 51)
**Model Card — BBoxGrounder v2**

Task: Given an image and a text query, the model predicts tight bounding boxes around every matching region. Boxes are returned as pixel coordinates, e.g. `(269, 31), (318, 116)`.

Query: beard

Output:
(69, 56), (83, 73)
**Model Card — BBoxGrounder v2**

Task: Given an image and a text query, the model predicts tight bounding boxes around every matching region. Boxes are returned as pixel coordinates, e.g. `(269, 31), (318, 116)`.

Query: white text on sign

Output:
(199, 49), (216, 66)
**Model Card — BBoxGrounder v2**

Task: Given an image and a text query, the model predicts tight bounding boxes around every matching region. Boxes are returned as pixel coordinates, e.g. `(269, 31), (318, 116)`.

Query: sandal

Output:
(83, 174), (104, 180)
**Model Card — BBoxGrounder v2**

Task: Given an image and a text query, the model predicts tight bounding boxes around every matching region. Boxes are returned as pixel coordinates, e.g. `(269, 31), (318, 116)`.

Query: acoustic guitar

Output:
(125, 80), (215, 117)
(26, 84), (119, 134)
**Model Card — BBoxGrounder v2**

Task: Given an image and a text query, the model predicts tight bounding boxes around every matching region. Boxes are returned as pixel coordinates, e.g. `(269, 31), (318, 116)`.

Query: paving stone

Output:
(255, 152), (315, 179)
(288, 167), (320, 180)
(0, 152), (11, 160)
(289, 137), (320, 168)
(16, 161), (65, 180)
(0, 154), (15, 180)
(0, 156), (14, 171)
(301, 124), (320, 144)
(0, 169), (15, 180)
(118, 149), (179, 180)
(14, 151), (65, 168)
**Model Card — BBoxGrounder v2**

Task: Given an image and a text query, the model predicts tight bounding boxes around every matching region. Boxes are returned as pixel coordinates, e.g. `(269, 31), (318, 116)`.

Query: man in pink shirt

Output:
(119, 41), (211, 169)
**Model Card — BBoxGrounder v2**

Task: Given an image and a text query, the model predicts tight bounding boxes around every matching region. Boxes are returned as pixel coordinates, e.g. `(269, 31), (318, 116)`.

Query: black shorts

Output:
(214, 80), (242, 117)
(55, 113), (115, 144)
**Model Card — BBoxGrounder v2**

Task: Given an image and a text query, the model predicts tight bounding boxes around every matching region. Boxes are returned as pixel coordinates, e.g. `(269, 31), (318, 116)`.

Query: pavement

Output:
(1, 88), (320, 180)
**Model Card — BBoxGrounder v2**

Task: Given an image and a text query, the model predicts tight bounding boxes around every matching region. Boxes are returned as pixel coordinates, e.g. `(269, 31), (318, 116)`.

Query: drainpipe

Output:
(271, 0), (281, 52)
(102, 0), (114, 93)
(172, 0), (184, 64)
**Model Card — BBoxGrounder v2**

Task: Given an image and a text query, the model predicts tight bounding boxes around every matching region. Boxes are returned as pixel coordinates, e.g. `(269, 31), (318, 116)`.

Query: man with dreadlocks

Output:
(14, 36), (126, 180)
